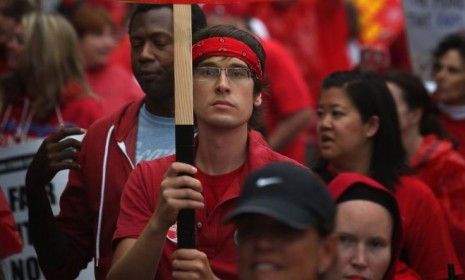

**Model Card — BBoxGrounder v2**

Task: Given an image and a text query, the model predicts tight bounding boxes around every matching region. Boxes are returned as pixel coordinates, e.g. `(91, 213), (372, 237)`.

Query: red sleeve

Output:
(396, 177), (463, 279)
(434, 153), (465, 270)
(0, 189), (22, 259)
(113, 161), (159, 244)
(61, 97), (104, 129)
(264, 39), (314, 114)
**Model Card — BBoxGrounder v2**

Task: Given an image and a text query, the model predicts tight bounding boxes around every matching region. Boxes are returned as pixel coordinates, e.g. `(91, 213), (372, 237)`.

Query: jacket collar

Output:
(113, 98), (144, 143)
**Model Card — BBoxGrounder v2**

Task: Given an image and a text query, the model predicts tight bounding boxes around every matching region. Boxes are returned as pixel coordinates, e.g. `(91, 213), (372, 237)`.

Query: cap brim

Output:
(224, 196), (317, 230)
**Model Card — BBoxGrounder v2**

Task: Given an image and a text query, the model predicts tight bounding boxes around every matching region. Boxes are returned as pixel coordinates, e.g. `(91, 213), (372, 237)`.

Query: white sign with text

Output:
(0, 138), (93, 280)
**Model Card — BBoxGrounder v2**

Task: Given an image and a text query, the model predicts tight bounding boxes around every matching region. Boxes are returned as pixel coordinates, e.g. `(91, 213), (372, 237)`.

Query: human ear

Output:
(253, 93), (262, 107)
(409, 108), (423, 126)
(365, 115), (380, 138)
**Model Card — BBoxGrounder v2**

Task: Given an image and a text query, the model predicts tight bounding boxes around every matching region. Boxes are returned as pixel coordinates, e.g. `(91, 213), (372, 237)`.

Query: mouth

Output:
(251, 262), (283, 272)
(212, 100), (234, 108)
(344, 275), (367, 280)
(138, 70), (164, 81)
(319, 134), (334, 143)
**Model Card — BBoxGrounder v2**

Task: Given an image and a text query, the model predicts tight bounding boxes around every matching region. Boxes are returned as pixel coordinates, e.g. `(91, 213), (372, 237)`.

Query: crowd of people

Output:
(1, 1), (465, 280)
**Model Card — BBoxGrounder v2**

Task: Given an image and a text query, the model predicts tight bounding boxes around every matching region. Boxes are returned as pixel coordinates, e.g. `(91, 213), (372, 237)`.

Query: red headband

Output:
(192, 36), (263, 80)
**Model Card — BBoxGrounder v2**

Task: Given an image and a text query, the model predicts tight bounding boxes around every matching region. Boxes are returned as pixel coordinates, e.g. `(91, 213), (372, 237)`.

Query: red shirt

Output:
(114, 130), (298, 279)
(86, 63), (143, 117)
(249, 0), (351, 100)
(261, 39), (314, 164)
(0, 81), (102, 146)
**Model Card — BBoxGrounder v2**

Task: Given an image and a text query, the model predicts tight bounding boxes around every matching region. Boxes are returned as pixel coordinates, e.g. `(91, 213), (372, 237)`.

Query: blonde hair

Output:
(18, 12), (91, 119)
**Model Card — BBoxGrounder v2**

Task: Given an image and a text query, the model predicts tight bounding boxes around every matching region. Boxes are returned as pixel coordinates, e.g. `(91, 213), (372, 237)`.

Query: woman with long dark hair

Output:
(315, 70), (462, 279)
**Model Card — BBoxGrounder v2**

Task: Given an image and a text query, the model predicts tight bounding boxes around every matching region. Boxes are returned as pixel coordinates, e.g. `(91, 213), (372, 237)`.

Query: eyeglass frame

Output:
(193, 66), (255, 82)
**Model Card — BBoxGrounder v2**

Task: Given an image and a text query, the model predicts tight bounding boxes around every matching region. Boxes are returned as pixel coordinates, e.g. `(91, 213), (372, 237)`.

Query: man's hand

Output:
(25, 127), (85, 189)
(171, 249), (219, 280)
(151, 162), (204, 231)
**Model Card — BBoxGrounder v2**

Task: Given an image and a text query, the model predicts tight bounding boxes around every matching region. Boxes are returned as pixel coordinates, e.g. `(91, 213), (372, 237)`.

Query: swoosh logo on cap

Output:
(256, 177), (283, 188)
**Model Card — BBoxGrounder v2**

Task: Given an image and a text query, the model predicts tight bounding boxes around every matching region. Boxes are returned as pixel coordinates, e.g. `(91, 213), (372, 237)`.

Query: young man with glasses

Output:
(107, 24), (299, 280)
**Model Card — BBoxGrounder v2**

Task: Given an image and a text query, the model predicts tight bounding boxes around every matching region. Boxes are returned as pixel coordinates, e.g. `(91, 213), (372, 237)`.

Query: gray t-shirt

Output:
(136, 104), (175, 163)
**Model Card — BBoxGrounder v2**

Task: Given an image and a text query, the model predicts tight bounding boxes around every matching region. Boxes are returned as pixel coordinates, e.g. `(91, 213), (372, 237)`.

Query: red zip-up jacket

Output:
(45, 99), (144, 280)
(411, 134), (465, 271)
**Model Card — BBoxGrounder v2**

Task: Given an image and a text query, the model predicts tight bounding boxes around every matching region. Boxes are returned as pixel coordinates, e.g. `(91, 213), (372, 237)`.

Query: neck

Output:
(402, 128), (423, 162)
(195, 124), (248, 175)
(329, 143), (372, 175)
(144, 94), (174, 117)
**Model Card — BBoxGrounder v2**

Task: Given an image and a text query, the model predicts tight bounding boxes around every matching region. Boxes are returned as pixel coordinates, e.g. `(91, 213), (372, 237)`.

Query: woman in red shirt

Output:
(0, 12), (102, 146)
(315, 70), (462, 279)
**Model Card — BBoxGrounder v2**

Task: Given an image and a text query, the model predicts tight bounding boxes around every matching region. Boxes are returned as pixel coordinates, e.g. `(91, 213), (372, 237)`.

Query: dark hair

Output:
(384, 70), (447, 138)
(0, 0), (34, 22)
(128, 4), (207, 36)
(192, 24), (266, 129)
(338, 183), (398, 220)
(319, 71), (409, 190)
(433, 33), (465, 63)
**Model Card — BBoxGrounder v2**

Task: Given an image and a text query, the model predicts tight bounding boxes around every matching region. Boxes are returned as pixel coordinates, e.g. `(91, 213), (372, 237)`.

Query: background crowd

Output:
(0, 0), (464, 280)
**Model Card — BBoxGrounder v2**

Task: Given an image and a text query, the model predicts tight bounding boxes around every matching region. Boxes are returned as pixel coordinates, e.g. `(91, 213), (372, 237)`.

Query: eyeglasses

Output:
(193, 66), (253, 82)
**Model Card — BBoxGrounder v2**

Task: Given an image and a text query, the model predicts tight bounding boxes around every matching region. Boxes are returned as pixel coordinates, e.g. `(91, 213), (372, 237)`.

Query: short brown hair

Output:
(70, 4), (114, 38)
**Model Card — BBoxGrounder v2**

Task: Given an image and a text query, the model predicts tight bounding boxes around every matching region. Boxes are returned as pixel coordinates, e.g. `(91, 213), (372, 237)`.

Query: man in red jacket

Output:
(25, 4), (206, 280)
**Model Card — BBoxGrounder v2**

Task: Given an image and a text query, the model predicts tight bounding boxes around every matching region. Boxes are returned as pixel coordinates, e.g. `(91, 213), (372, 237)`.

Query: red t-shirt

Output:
(249, 0), (351, 100)
(114, 130), (298, 279)
(86, 63), (143, 117)
(0, 81), (102, 146)
(114, 157), (240, 279)
(261, 39), (314, 164)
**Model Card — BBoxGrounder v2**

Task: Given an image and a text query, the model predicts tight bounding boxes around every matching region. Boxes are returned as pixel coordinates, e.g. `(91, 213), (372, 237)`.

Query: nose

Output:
(252, 234), (277, 252)
(317, 113), (331, 131)
(350, 244), (368, 270)
(215, 69), (231, 94)
(104, 34), (116, 48)
(435, 68), (446, 83)
(139, 41), (156, 62)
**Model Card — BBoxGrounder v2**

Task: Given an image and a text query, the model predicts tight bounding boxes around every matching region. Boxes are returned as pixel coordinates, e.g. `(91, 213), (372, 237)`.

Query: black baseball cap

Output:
(225, 162), (335, 236)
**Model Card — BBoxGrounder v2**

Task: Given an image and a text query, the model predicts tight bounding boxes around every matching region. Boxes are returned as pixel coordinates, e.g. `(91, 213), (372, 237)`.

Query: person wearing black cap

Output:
(225, 162), (336, 280)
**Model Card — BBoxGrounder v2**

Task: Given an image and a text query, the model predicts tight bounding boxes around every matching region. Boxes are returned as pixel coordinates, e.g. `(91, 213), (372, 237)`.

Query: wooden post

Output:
(173, 4), (195, 249)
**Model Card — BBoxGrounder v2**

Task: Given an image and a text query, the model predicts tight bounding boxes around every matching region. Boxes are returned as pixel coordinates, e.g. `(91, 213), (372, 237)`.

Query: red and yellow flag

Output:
(353, 0), (404, 47)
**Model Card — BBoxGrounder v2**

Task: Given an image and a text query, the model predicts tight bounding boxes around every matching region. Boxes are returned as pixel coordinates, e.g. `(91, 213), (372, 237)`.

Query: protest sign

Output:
(0, 138), (93, 280)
